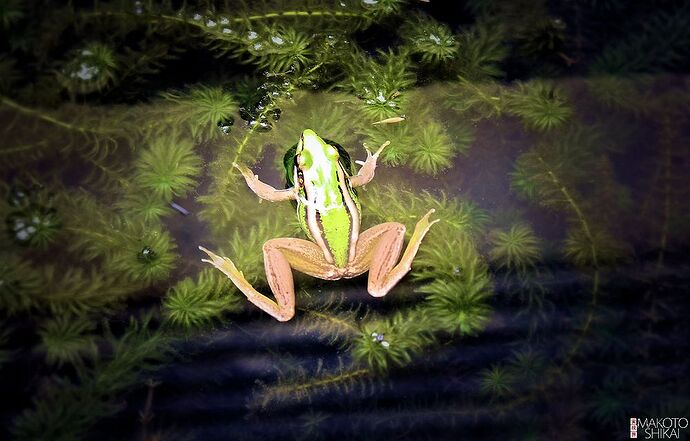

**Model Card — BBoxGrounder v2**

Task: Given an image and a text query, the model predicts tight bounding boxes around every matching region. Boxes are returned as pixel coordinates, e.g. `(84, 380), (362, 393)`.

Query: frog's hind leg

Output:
(349, 209), (438, 298)
(199, 239), (337, 322)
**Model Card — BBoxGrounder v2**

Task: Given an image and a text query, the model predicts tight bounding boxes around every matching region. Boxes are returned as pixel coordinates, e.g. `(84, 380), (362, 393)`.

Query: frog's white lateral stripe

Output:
(303, 176), (335, 264)
(336, 162), (359, 263)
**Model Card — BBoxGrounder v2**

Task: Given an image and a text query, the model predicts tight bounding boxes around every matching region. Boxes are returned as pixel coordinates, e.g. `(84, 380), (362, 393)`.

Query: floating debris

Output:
(170, 202), (190, 215)
(372, 115), (407, 125)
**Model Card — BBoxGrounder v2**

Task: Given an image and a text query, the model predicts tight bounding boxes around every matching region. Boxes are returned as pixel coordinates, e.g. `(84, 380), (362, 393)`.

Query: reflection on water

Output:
(1, 1), (689, 440)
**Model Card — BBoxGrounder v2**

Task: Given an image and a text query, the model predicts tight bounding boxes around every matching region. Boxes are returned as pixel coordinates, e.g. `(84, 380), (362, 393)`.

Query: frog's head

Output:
(295, 129), (339, 174)
(283, 129), (354, 194)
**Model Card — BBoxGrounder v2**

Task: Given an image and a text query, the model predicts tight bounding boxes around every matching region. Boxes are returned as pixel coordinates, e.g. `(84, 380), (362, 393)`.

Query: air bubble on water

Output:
(206, 19), (216, 27)
(247, 31), (258, 40)
(219, 17), (229, 25)
(429, 34), (441, 44)
(271, 36), (285, 45)
(14, 220), (25, 229)
(222, 28), (232, 34)
(253, 43), (263, 50)
(16, 230), (29, 241)
(192, 13), (202, 21)
(376, 92), (386, 103)
(74, 63), (100, 81)
(81, 49), (93, 56)
(26, 226), (36, 234)
(362, 0), (378, 5)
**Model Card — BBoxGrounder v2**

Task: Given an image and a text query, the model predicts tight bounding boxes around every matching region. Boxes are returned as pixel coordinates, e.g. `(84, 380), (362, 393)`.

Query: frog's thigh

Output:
(264, 238), (340, 280)
(348, 222), (406, 281)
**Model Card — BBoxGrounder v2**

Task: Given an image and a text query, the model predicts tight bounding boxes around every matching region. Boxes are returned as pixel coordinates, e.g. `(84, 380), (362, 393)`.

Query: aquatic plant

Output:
(479, 365), (515, 397)
(352, 310), (434, 372)
(164, 269), (243, 330)
(341, 49), (416, 120)
(489, 223), (542, 272)
(591, 5), (690, 74)
(455, 21), (508, 82)
(36, 315), (97, 368)
(408, 122), (456, 175)
(400, 13), (458, 64)
(0, 0), (23, 29)
(158, 86), (238, 141)
(134, 133), (202, 202)
(418, 271), (493, 335)
(57, 43), (118, 96)
(12, 315), (171, 441)
(507, 81), (573, 131)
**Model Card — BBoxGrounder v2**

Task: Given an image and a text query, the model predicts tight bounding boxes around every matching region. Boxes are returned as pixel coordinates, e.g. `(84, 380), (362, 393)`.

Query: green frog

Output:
(199, 129), (438, 321)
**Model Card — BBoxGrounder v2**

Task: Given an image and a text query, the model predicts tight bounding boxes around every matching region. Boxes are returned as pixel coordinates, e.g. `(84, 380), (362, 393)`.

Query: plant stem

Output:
(302, 309), (360, 336)
(536, 155), (599, 365)
(0, 96), (113, 138)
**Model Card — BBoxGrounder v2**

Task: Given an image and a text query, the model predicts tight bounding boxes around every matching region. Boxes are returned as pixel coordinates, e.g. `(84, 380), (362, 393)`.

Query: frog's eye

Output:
(297, 152), (312, 169)
(326, 145), (338, 157)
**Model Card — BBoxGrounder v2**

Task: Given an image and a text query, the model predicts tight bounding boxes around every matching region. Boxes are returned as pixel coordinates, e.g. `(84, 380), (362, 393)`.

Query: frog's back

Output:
(285, 139), (360, 267)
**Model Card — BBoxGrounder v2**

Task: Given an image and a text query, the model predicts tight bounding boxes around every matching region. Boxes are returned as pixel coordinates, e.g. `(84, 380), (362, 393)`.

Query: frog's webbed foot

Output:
(348, 209), (439, 298)
(199, 246), (244, 279)
(350, 140), (390, 188)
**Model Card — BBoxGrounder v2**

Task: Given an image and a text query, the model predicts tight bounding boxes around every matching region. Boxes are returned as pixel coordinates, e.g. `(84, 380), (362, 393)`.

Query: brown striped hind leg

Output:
(199, 239), (338, 322)
(347, 209), (439, 298)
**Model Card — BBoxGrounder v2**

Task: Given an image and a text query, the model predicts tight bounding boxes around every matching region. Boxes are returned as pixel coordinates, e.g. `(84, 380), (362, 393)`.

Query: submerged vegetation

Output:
(1, 0), (689, 440)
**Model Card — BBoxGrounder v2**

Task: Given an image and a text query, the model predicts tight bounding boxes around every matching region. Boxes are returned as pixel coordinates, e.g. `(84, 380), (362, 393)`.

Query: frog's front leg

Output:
(199, 239), (338, 322)
(233, 163), (297, 202)
(347, 209), (439, 297)
(349, 141), (390, 187)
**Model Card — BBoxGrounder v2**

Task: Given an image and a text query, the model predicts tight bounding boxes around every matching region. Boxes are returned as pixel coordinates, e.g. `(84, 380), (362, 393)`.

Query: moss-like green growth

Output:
(57, 43), (118, 95)
(134, 133), (202, 202)
(109, 227), (178, 285)
(456, 21), (508, 82)
(158, 85), (238, 141)
(341, 49), (416, 120)
(479, 365), (515, 397)
(400, 14), (459, 64)
(507, 81), (572, 131)
(408, 122), (456, 175)
(36, 315), (97, 368)
(418, 271), (493, 335)
(352, 310), (434, 373)
(164, 269), (243, 330)
(489, 223), (542, 272)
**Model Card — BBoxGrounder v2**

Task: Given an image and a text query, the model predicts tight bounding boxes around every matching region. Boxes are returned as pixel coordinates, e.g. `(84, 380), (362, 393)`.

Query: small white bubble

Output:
(192, 13), (202, 21)
(26, 226), (37, 234)
(271, 36), (285, 45)
(362, 0), (378, 5)
(222, 28), (232, 34)
(253, 43), (263, 50)
(247, 31), (258, 40)
(16, 230), (30, 241)
(75, 63), (99, 80)
(206, 19), (216, 27)
(376, 92), (386, 103)
(429, 34), (441, 44)
(219, 17), (229, 24)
